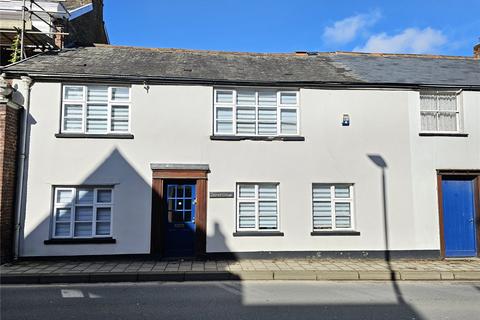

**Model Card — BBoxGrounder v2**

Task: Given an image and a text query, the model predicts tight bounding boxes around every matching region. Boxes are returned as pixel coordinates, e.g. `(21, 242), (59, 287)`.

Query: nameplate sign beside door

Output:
(209, 192), (234, 198)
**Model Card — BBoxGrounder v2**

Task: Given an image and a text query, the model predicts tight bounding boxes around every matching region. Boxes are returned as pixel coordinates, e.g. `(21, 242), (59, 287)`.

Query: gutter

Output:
(13, 76), (33, 260)
(3, 72), (480, 91)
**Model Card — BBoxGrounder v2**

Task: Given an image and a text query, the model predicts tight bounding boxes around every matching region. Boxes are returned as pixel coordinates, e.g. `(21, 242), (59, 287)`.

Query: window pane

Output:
(237, 107), (256, 121)
(335, 203), (351, 228)
(64, 118), (82, 131)
(96, 222), (111, 236)
(335, 186), (350, 198)
(280, 92), (297, 105)
(216, 107), (232, 121)
(75, 206), (93, 221)
(258, 91), (277, 106)
(111, 105), (129, 118)
(87, 86), (108, 102)
(438, 93), (456, 111)
(238, 202), (255, 228)
(74, 222), (92, 237)
(76, 189), (94, 204)
(421, 112), (437, 131)
(64, 86), (83, 100)
(280, 109), (297, 134)
(258, 122), (277, 135)
(420, 92), (437, 111)
(55, 223), (71, 237)
(96, 207), (111, 221)
(258, 108), (277, 122)
(216, 90), (233, 104)
(57, 189), (73, 204)
(216, 108), (233, 133)
(237, 91), (256, 105)
(237, 122), (256, 135)
(238, 185), (255, 198)
(438, 113), (457, 131)
(97, 190), (112, 203)
(259, 201), (277, 229)
(216, 121), (233, 133)
(313, 185), (330, 200)
(64, 104), (83, 117)
(87, 104), (108, 117)
(313, 201), (332, 229)
(112, 119), (129, 132)
(259, 185), (277, 199)
(55, 208), (71, 222)
(86, 118), (108, 133)
(111, 87), (130, 101)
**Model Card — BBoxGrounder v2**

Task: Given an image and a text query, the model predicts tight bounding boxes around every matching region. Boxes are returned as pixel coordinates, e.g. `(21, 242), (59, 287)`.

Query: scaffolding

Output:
(0, 0), (70, 63)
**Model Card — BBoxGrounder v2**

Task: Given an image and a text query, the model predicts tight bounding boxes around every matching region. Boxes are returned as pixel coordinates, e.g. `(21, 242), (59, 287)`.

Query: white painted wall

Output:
(18, 82), (480, 256)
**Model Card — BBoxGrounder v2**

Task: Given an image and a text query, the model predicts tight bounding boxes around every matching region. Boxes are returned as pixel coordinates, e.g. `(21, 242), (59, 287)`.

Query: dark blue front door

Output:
(442, 178), (477, 257)
(164, 182), (196, 257)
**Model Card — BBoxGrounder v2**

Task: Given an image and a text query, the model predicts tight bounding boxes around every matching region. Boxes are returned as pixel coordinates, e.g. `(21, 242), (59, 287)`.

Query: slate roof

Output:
(2, 45), (480, 87)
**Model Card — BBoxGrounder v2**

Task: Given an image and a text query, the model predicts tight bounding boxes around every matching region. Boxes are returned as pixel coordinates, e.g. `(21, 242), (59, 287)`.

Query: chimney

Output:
(474, 43), (480, 59)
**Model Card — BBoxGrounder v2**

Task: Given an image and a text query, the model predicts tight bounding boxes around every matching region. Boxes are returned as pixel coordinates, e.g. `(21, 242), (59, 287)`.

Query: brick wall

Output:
(0, 102), (20, 263)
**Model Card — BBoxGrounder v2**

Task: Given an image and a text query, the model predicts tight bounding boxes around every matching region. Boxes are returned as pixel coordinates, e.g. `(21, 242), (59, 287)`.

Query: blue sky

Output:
(104, 0), (480, 56)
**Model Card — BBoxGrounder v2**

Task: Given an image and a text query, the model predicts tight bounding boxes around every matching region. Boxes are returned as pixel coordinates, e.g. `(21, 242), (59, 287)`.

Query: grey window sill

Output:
(55, 133), (134, 139)
(44, 238), (116, 245)
(311, 231), (360, 236)
(211, 135), (305, 141)
(233, 231), (284, 237)
(419, 132), (468, 137)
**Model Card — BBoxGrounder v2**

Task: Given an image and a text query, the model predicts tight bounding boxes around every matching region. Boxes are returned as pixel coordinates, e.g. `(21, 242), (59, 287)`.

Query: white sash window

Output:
(237, 183), (279, 231)
(214, 88), (299, 136)
(52, 187), (113, 238)
(62, 85), (131, 134)
(420, 90), (461, 132)
(312, 184), (355, 231)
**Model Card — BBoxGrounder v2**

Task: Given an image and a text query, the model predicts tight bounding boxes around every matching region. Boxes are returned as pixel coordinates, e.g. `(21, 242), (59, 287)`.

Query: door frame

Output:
(436, 170), (480, 258)
(150, 164), (209, 257)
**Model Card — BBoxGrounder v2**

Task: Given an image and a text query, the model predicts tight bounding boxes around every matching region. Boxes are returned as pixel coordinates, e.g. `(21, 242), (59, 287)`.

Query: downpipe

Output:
(13, 76), (32, 260)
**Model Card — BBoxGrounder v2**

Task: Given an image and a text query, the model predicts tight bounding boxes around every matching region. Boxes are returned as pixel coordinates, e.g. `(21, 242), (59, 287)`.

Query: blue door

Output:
(442, 178), (477, 257)
(164, 182), (196, 257)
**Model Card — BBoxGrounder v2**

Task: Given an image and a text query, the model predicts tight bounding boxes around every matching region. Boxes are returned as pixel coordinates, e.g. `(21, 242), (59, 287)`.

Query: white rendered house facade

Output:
(3, 46), (480, 258)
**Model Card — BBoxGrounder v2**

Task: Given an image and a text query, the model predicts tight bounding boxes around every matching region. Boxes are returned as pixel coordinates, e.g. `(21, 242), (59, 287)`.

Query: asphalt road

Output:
(1, 281), (480, 320)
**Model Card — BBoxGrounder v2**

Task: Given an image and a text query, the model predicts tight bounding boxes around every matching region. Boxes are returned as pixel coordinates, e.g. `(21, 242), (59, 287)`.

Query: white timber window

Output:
(62, 85), (131, 134)
(236, 183), (279, 231)
(312, 184), (354, 231)
(420, 90), (461, 133)
(52, 187), (113, 238)
(214, 88), (299, 136)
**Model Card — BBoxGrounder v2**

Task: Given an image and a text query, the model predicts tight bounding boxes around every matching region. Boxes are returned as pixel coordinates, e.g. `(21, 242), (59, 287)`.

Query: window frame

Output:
(419, 90), (462, 134)
(213, 88), (300, 137)
(61, 85), (131, 135)
(236, 183), (280, 232)
(52, 187), (114, 239)
(312, 184), (355, 232)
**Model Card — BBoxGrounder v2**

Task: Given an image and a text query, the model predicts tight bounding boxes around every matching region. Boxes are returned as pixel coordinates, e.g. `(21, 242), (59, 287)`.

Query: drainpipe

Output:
(13, 75), (32, 260)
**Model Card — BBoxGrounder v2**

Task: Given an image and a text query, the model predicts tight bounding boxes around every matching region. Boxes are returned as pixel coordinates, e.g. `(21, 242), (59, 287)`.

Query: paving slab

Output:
(400, 271), (441, 280)
(274, 271), (317, 280)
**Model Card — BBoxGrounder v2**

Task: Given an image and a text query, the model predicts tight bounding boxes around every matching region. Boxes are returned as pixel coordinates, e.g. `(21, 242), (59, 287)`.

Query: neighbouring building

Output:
(0, 0), (108, 66)
(1, 44), (479, 260)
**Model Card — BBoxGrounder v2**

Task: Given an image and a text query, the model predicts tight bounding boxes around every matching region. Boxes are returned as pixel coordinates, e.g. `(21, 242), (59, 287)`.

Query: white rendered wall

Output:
(18, 82), (480, 256)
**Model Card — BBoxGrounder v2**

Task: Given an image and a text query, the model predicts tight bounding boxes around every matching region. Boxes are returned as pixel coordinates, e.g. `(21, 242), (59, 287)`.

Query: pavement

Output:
(2, 281), (480, 319)
(1, 258), (480, 284)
